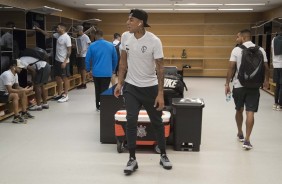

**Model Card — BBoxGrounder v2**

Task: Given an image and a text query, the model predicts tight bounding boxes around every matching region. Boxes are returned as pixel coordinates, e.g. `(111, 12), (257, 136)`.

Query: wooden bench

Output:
(0, 91), (35, 121)
(262, 80), (276, 96)
(44, 81), (57, 100)
(0, 74), (82, 121)
(68, 74), (82, 90)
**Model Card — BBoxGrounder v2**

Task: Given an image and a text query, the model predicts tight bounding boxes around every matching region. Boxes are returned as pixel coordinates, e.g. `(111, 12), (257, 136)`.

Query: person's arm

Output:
(154, 58), (165, 111)
(114, 50), (127, 98)
(61, 46), (72, 69)
(27, 66), (36, 80)
(225, 61), (236, 95)
(33, 25), (52, 38)
(6, 84), (32, 94)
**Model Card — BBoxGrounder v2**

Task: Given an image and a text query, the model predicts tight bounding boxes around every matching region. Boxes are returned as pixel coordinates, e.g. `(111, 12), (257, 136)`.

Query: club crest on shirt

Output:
(137, 125), (147, 138)
(141, 46), (147, 53)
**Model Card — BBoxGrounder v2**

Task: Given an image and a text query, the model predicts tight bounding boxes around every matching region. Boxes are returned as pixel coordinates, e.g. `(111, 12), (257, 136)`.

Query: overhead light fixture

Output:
(29, 6), (62, 14)
(218, 9), (253, 11)
(224, 3), (265, 6)
(125, 4), (172, 6)
(43, 6), (62, 12)
(143, 9), (174, 11)
(85, 4), (123, 6)
(175, 9), (217, 11)
(82, 18), (102, 22)
(175, 4), (223, 6)
(97, 9), (130, 11)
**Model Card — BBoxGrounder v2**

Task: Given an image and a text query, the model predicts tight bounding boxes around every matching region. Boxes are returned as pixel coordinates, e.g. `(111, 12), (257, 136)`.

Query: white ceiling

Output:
(47, 0), (282, 13)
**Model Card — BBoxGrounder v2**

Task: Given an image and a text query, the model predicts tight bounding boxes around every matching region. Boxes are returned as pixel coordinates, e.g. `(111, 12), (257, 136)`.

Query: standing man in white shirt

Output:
(271, 31), (282, 111)
(76, 25), (91, 89)
(114, 9), (172, 175)
(34, 23), (72, 103)
(225, 29), (269, 150)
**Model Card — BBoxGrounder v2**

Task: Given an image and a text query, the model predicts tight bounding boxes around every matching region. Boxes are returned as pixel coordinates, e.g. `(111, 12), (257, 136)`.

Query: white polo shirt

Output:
(19, 56), (47, 70)
(53, 33), (72, 63)
(121, 31), (164, 87)
(229, 41), (268, 88)
(0, 70), (18, 92)
(76, 34), (91, 57)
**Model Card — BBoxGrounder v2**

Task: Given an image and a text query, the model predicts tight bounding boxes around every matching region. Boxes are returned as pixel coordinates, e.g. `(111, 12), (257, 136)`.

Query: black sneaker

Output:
(160, 154), (172, 170)
(52, 94), (63, 101)
(243, 141), (253, 150)
(21, 111), (35, 119)
(77, 84), (87, 89)
(124, 157), (138, 175)
(12, 115), (26, 124)
(237, 134), (244, 142)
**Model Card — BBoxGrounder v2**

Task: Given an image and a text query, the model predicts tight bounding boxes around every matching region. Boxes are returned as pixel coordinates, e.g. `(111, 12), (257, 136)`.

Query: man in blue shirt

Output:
(85, 30), (118, 112)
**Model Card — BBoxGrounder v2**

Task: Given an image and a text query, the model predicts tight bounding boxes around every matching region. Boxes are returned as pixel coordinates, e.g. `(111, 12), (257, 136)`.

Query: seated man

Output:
(17, 54), (51, 111)
(0, 60), (34, 123)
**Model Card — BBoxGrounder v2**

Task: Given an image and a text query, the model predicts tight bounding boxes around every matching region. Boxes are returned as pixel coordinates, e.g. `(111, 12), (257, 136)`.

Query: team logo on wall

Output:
(137, 125), (147, 138)
(141, 46), (147, 53)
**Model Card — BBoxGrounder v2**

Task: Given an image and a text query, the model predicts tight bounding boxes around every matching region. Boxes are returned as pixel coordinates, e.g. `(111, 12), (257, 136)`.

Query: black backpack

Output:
(164, 74), (188, 94)
(237, 45), (265, 88)
(20, 47), (47, 61)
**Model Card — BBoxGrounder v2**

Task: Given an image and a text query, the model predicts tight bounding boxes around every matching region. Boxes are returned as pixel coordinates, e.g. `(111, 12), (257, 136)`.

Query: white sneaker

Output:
(124, 158), (138, 175)
(273, 104), (278, 110)
(276, 105), (282, 111)
(29, 105), (42, 111)
(58, 95), (69, 103)
(42, 103), (49, 109)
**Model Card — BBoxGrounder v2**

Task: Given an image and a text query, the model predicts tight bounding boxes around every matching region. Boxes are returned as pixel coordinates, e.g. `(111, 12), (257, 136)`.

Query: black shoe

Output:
(21, 111), (35, 119)
(160, 154), (172, 170)
(124, 157), (138, 175)
(12, 115), (26, 124)
(77, 84), (87, 89)
(52, 94), (63, 101)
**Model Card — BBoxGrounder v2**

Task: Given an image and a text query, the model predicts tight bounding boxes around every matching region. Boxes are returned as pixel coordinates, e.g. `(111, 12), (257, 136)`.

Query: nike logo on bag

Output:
(244, 63), (261, 79)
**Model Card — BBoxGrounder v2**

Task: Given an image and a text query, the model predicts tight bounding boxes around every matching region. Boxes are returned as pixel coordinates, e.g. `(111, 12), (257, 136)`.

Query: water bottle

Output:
(226, 92), (232, 102)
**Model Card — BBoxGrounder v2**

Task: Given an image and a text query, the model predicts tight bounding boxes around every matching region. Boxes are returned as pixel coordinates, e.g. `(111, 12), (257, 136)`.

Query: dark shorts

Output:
(34, 63), (51, 85)
(76, 57), (86, 70)
(54, 60), (70, 78)
(273, 68), (282, 84)
(232, 87), (260, 112)
(0, 91), (9, 103)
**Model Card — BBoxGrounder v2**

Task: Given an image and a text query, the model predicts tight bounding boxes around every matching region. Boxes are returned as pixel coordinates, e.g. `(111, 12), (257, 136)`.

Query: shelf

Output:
(183, 67), (203, 70)
(164, 58), (204, 76)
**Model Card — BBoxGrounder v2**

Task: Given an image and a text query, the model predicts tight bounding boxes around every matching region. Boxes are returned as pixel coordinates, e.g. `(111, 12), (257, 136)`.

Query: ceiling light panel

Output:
(174, 4), (223, 6)
(85, 4), (123, 6)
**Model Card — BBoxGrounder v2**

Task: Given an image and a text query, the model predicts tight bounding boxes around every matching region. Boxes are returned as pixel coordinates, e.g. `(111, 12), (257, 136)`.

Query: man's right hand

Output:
(114, 83), (122, 98)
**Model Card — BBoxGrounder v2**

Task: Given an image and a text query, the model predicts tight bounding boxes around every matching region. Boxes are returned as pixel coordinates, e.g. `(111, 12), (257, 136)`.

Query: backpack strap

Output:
(28, 59), (41, 70)
(28, 59), (41, 66)
(238, 44), (247, 50)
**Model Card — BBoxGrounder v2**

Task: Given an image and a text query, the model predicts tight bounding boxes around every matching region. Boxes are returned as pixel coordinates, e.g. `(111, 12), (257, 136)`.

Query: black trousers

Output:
(93, 77), (111, 109)
(273, 68), (282, 106)
(123, 82), (166, 151)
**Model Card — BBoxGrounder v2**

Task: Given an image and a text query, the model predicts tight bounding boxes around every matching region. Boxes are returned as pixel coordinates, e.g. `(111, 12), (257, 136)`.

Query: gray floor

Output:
(0, 78), (281, 184)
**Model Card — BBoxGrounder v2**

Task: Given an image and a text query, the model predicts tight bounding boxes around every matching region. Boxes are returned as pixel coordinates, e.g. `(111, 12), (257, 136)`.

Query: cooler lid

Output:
(172, 98), (204, 106)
